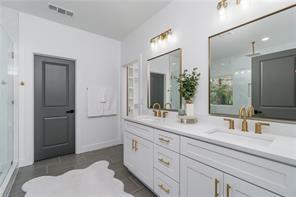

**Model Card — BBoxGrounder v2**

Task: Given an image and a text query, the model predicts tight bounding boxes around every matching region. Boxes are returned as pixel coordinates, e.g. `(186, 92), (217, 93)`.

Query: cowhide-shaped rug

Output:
(22, 161), (133, 197)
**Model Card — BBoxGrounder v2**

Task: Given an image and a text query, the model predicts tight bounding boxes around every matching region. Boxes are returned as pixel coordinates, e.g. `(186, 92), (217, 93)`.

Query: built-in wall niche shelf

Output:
(126, 61), (139, 117)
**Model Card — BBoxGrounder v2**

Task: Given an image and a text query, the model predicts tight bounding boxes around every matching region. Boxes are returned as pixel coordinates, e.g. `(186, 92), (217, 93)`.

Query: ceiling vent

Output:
(48, 3), (74, 17)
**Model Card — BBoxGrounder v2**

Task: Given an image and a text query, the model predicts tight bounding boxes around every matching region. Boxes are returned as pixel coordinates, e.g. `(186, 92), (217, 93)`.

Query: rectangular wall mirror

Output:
(147, 48), (182, 111)
(209, 5), (296, 121)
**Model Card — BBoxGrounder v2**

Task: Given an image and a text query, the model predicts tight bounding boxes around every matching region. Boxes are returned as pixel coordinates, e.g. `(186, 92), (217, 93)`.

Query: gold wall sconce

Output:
(150, 29), (174, 50)
(217, 0), (228, 10)
(217, 0), (249, 12)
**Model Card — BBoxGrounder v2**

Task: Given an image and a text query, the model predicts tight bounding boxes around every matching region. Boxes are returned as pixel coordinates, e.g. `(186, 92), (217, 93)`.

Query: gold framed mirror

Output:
(209, 4), (296, 122)
(147, 48), (182, 111)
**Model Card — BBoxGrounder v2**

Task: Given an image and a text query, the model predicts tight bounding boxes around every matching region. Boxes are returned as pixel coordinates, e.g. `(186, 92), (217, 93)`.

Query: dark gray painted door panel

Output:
(260, 56), (295, 107)
(252, 48), (296, 120)
(150, 72), (165, 108)
(34, 55), (75, 161)
(44, 63), (68, 106)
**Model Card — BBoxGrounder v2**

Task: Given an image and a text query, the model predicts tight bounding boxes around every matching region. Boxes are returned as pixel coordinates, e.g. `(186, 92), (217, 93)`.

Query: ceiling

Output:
(2, 0), (171, 40)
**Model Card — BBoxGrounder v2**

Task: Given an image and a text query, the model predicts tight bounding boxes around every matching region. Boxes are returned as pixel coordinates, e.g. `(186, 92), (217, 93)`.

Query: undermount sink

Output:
(206, 129), (275, 146)
(136, 116), (160, 122)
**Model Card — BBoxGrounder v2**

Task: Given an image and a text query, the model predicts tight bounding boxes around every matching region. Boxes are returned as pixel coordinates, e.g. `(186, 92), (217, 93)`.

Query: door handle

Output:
(66, 109), (75, 114)
(254, 110), (262, 114)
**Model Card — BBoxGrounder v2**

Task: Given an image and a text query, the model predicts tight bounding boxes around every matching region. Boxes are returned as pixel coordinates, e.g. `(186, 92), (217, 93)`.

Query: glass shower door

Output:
(0, 26), (14, 187)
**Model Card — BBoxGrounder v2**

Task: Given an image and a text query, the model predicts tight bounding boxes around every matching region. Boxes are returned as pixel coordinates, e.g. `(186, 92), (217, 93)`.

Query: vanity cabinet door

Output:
(224, 174), (279, 197)
(134, 135), (154, 189)
(180, 156), (223, 197)
(123, 131), (137, 173)
(124, 131), (154, 189)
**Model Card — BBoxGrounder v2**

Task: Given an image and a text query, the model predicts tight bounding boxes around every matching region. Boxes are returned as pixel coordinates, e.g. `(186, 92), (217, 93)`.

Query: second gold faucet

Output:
(152, 103), (169, 118)
(239, 105), (254, 132)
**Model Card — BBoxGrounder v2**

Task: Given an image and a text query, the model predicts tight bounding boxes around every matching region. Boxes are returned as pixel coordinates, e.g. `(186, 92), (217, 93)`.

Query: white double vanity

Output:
(123, 116), (296, 197)
(122, 4), (296, 197)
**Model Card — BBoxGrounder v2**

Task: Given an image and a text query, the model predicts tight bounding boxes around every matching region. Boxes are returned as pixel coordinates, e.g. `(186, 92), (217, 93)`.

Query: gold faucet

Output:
(239, 105), (255, 132)
(153, 103), (161, 117)
(153, 103), (169, 118)
(160, 103), (171, 118)
(247, 105), (255, 117)
(224, 118), (235, 130)
(255, 122), (270, 134)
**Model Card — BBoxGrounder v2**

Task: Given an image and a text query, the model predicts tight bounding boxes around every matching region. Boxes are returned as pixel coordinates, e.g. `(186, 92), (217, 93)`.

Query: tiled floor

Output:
(9, 145), (156, 197)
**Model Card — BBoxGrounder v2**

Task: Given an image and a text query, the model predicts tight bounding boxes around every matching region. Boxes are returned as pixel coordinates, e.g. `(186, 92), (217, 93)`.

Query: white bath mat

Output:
(22, 160), (133, 197)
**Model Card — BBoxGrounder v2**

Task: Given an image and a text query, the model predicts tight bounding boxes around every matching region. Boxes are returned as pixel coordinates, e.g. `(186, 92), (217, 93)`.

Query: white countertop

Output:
(124, 115), (296, 167)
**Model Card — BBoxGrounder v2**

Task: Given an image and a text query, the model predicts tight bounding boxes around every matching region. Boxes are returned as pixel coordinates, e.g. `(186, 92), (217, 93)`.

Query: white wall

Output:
(121, 1), (296, 135)
(0, 4), (19, 164)
(18, 13), (121, 167)
(0, 5), (19, 196)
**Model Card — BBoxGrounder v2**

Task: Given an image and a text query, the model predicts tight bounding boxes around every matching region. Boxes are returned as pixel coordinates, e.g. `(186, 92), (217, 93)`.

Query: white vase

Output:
(186, 103), (194, 116)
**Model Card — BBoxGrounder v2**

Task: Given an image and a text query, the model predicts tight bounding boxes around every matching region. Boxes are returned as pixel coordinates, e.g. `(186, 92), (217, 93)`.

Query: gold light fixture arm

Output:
(217, 0), (228, 10)
(150, 29), (172, 44)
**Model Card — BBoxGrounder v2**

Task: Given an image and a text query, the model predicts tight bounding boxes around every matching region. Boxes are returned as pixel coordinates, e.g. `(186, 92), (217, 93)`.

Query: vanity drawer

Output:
(181, 136), (296, 197)
(154, 129), (180, 153)
(154, 144), (180, 182)
(154, 169), (179, 197)
(125, 121), (154, 141)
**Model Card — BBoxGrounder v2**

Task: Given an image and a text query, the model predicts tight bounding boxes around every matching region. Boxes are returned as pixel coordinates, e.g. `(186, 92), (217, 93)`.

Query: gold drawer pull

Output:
(214, 178), (219, 197)
(158, 158), (170, 166)
(158, 183), (170, 194)
(159, 137), (170, 144)
(134, 140), (138, 151)
(226, 184), (231, 197)
(132, 139), (135, 150)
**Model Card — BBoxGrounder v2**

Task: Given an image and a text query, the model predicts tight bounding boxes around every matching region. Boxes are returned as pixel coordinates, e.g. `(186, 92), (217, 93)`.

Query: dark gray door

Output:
(150, 72), (165, 108)
(252, 48), (296, 120)
(34, 55), (75, 161)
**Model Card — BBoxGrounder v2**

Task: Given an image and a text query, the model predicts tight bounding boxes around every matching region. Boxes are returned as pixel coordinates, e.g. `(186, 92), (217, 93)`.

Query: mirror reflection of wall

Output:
(148, 49), (182, 111)
(209, 6), (296, 121)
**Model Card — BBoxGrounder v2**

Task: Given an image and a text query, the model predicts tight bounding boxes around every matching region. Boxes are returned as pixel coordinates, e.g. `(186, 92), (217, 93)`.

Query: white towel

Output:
(104, 88), (117, 116)
(87, 87), (104, 117)
(87, 87), (117, 117)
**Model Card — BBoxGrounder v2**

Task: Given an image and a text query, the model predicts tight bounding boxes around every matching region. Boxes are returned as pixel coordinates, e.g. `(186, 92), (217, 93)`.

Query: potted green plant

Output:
(176, 67), (200, 116)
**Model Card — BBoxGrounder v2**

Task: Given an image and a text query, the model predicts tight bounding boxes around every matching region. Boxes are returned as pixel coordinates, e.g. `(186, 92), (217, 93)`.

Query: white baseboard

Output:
(18, 160), (33, 168)
(18, 138), (124, 167)
(77, 138), (122, 154)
